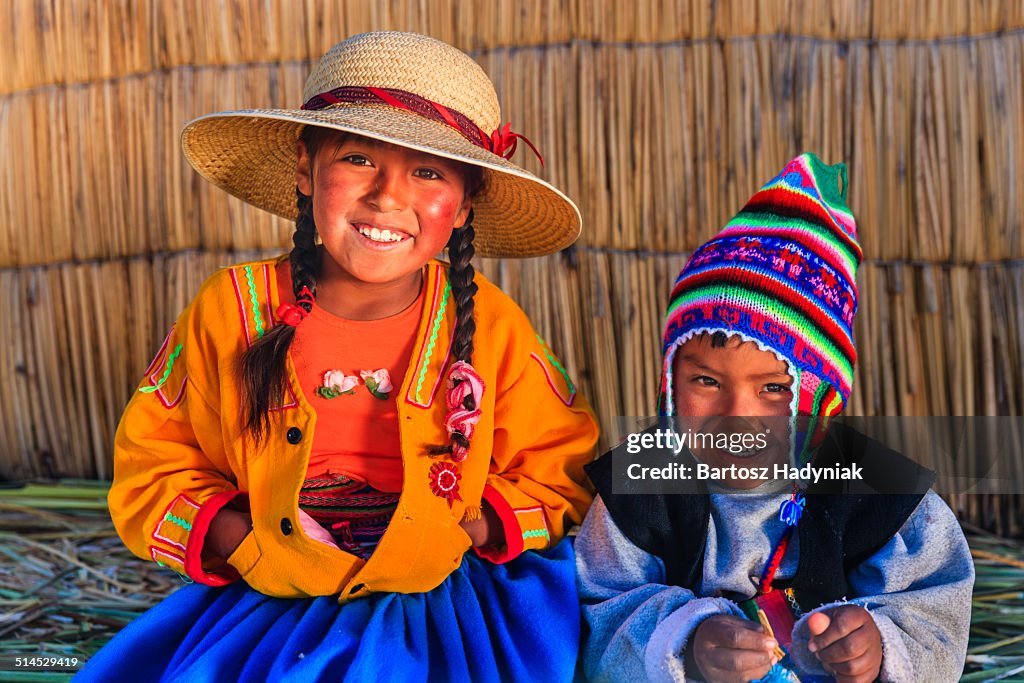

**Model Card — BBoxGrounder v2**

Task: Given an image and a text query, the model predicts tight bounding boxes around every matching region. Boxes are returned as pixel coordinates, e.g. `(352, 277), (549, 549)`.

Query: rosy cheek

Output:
(421, 194), (462, 220)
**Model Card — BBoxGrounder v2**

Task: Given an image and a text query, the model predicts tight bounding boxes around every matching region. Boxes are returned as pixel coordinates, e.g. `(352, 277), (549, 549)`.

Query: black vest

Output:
(586, 422), (935, 610)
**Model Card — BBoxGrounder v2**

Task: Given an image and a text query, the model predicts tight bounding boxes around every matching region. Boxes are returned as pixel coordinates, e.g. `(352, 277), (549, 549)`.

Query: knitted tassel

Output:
(461, 505), (482, 523)
(779, 494), (806, 526)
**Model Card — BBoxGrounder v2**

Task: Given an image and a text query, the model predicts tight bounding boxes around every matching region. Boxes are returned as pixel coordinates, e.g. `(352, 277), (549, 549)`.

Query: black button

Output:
(286, 427), (302, 444)
(350, 583), (365, 593)
(280, 517), (293, 535)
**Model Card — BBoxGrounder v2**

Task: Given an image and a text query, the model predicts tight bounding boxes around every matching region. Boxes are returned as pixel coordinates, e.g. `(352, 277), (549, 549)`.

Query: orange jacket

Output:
(109, 257), (598, 600)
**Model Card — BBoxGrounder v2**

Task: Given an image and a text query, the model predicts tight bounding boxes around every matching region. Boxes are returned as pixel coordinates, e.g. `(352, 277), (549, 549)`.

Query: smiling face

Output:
(672, 333), (794, 489)
(296, 132), (474, 291)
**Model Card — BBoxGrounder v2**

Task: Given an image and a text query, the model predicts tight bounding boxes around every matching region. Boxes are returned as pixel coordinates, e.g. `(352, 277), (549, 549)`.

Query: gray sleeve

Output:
(575, 495), (745, 683)
(789, 491), (975, 682)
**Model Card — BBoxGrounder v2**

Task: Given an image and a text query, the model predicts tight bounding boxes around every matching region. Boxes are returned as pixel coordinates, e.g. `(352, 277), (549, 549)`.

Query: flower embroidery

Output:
(360, 368), (393, 400)
(443, 361), (485, 462)
(429, 461), (462, 507)
(315, 370), (360, 399)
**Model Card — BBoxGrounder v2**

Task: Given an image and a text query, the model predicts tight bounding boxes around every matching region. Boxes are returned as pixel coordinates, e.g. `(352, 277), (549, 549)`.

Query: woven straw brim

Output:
(181, 108), (582, 258)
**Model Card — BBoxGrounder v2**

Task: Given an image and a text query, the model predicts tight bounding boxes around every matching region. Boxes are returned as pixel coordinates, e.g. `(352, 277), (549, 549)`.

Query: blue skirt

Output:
(77, 540), (580, 682)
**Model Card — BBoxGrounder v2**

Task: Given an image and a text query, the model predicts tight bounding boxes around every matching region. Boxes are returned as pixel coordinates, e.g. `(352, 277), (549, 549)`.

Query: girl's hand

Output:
(690, 615), (779, 683)
(458, 501), (504, 547)
(297, 508), (339, 549)
(807, 606), (883, 683)
(203, 508), (253, 562)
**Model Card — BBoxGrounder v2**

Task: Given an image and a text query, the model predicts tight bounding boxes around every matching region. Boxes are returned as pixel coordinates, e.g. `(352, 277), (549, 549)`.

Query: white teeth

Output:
(358, 226), (404, 243)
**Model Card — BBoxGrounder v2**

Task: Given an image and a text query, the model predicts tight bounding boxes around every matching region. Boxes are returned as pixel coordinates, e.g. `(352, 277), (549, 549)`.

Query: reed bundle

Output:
(0, 481), (181, 680)
(0, 482), (1021, 680)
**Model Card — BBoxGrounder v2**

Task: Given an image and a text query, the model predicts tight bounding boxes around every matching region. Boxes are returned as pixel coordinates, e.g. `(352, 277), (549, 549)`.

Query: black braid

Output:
(240, 189), (320, 440)
(428, 212), (478, 457)
(290, 191), (319, 316)
(447, 213), (477, 370)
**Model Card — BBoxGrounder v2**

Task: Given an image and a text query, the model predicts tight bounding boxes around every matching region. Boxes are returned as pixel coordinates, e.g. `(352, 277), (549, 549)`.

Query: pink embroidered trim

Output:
(529, 352), (576, 406)
(151, 494), (201, 552)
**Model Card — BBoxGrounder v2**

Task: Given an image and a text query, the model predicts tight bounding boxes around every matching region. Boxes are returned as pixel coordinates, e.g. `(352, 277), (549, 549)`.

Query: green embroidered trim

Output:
(164, 513), (193, 531)
(244, 265), (265, 339)
(523, 529), (550, 540)
(139, 343), (183, 394)
(536, 335), (576, 395)
(415, 280), (451, 403)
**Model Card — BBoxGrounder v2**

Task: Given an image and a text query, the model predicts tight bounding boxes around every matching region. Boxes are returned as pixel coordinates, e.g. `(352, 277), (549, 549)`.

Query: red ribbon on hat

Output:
(301, 86), (544, 166)
(276, 286), (315, 327)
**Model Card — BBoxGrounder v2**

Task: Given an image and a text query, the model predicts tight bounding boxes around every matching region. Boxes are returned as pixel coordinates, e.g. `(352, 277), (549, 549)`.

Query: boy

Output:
(577, 154), (974, 682)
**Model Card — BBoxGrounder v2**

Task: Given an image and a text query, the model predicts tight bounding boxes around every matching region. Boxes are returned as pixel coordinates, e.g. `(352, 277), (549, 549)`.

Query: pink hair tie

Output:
(444, 361), (485, 462)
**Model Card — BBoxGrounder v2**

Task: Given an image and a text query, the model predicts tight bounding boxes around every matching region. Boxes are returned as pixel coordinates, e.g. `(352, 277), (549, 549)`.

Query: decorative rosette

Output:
(443, 361), (485, 462)
(429, 461), (462, 508)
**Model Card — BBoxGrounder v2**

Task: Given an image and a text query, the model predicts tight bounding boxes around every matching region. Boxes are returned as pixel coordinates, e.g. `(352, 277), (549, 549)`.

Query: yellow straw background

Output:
(1, 1), (1023, 534)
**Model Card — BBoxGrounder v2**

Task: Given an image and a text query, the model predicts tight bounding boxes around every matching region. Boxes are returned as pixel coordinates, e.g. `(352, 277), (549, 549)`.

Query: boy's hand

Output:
(691, 615), (779, 683)
(807, 606), (882, 683)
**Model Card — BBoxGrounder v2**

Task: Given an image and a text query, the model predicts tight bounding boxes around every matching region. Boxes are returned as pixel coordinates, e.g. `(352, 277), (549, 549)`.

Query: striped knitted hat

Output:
(659, 153), (861, 421)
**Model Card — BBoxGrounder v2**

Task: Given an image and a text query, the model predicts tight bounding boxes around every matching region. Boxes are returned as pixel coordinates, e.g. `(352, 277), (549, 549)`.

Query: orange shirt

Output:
(281, 263), (423, 492)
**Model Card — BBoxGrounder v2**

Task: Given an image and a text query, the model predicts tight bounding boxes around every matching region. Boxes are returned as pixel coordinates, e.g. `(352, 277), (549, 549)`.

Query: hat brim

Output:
(181, 107), (581, 258)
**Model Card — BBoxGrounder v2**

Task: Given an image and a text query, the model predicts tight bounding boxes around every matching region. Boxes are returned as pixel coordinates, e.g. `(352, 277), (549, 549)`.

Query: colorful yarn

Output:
(659, 153), (861, 420)
(778, 493), (806, 526)
(298, 474), (399, 560)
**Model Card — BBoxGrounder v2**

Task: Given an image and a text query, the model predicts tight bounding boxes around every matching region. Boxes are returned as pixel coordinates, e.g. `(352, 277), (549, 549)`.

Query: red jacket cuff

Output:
(473, 485), (524, 564)
(185, 490), (246, 585)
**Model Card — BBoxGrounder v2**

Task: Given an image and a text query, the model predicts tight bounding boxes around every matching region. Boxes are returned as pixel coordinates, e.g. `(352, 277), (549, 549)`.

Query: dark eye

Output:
(695, 376), (719, 388)
(342, 153), (371, 166)
(414, 167), (442, 180)
(764, 383), (792, 394)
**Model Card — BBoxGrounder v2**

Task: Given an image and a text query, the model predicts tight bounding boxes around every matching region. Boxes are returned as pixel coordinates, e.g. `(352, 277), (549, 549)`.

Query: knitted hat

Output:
(659, 153), (861, 423)
(180, 31), (581, 258)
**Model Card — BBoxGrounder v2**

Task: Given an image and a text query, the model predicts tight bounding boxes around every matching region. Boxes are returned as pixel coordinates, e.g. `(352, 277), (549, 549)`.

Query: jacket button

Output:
(286, 427), (302, 444)
(280, 517), (293, 535)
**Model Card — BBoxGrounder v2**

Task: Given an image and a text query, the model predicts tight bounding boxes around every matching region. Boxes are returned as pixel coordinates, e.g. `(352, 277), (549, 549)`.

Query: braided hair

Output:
(240, 188), (319, 440)
(427, 210), (480, 458)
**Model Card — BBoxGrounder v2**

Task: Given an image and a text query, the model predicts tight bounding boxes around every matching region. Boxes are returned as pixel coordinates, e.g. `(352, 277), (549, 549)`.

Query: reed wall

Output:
(1, 1), (1022, 532)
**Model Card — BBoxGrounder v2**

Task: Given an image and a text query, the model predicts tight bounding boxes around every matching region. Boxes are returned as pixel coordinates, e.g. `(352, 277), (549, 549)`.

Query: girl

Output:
(80, 31), (598, 682)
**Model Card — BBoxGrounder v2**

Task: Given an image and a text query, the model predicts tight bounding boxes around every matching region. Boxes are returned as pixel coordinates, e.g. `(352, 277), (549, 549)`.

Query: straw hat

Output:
(181, 31), (581, 258)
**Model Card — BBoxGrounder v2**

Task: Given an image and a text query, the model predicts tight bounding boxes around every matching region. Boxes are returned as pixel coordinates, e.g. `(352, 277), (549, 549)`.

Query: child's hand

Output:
(458, 501), (504, 547)
(204, 508), (253, 562)
(807, 606), (882, 683)
(691, 614), (779, 683)
(297, 508), (339, 549)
